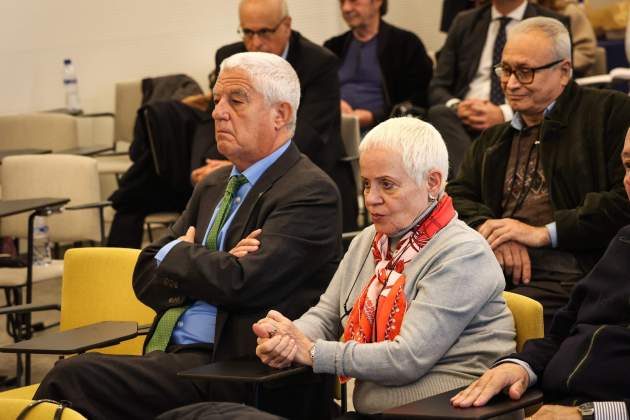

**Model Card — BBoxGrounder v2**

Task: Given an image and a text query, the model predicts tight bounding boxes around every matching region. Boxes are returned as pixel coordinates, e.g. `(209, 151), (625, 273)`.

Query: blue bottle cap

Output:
(64, 58), (72, 65)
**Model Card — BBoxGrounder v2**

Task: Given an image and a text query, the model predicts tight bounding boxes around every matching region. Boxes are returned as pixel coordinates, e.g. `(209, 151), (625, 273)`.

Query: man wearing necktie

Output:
(34, 52), (343, 420)
(427, 0), (568, 179)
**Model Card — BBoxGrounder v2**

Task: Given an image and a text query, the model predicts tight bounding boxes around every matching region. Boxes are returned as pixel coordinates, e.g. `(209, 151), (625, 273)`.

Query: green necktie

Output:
(205, 174), (248, 250)
(144, 174), (248, 353)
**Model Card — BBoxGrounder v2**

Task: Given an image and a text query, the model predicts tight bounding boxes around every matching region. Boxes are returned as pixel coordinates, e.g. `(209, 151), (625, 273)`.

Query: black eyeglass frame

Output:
(237, 16), (287, 40)
(493, 58), (565, 85)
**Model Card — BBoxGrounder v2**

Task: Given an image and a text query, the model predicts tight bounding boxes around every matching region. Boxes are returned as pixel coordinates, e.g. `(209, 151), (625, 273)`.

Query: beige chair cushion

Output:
(114, 80), (142, 144)
(0, 259), (63, 287)
(1, 155), (102, 242)
(0, 113), (78, 151)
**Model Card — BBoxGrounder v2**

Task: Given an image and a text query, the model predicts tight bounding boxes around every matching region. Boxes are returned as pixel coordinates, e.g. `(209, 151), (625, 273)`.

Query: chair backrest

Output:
(341, 114), (362, 197)
(114, 80), (142, 145)
(503, 291), (544, 352)
(0, 113), (78, 152)
(591, 46), (608, 76)
(60, 247), (155, 355)
(1, 154), (102, 242)
(0, 398), (87, 419)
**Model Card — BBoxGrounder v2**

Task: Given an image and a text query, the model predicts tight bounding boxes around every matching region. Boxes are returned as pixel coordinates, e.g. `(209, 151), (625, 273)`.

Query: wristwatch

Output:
(577, 402), (595, 420)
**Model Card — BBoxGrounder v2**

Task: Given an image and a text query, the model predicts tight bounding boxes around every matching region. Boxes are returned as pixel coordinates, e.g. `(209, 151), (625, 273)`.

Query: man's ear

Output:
(273, 102), (292, 131)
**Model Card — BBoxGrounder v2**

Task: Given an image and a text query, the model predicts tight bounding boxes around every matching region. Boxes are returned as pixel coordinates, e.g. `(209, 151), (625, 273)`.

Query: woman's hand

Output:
(253, 310), (314, 368)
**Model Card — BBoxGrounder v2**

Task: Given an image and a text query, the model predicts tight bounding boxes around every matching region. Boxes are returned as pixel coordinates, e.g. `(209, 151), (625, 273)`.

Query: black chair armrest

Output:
(382, 386), (543, 419)
(0, 321), (139, 355)
(138, 324), (151, 335)
(79, 112), (115, 119)
(66, 201), (112, 211)
(95, 150), (129, 157)
(0, 302), (61, 316)
(178, 359), (309, 384)
(340, 155), (358, 162)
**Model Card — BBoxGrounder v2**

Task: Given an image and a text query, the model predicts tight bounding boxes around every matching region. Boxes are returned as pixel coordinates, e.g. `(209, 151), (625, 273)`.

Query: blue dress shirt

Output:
(154, 141), (291, 344)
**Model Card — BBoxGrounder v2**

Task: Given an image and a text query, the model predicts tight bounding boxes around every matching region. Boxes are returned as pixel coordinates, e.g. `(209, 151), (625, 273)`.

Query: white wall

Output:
(0, 0), (444, 116)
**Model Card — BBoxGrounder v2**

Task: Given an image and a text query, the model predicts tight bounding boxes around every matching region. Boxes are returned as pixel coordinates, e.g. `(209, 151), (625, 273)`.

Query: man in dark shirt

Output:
(451, 127), (630, 420)
(324, 0), (433, 129)
(446, 17), (630, 328)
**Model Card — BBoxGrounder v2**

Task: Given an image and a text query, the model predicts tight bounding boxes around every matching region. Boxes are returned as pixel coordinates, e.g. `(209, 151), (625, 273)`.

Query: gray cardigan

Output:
(294, 218), (516, 413)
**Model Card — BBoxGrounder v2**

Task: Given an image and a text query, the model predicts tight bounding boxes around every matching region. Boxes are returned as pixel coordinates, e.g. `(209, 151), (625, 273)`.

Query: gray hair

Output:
(508, 17), (572, 63)
(359, 117), (449, 192)
(220, 51), (300, 134)
(239, 0), (289, 19)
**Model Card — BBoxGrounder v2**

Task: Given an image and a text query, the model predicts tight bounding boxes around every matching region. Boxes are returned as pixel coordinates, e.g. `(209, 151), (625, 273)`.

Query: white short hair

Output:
(220, 51), (300, 134)
(359, 117), (449, 191)
(509, 17), (572, 63)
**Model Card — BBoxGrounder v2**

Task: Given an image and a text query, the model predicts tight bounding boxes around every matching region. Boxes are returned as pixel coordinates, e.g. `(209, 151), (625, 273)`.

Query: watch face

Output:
(579, 402), (595, 416)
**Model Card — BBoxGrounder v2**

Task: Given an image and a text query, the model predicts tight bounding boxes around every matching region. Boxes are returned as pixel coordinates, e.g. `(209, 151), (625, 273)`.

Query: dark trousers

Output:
(35, 348), (335, 420)
(508, 280), (572, 334)
(427, 104), (480, 180)
(35, 348), (212, 420)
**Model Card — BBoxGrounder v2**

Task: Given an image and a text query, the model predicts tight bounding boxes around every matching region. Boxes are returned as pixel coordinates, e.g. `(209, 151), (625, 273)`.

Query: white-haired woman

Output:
(253, 117), (516, 415)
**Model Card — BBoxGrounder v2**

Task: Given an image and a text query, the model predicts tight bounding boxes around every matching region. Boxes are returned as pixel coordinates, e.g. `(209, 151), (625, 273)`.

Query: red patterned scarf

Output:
(340, 194), (456, 383)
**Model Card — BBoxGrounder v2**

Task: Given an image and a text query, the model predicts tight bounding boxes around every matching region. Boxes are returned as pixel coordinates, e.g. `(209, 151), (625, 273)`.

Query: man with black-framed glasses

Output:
(447, 16), (630, 329)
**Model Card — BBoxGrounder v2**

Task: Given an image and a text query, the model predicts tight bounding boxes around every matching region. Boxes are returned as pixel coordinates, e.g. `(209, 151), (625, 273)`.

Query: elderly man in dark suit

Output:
(190, 0), (358, 231)
(34, 52), (342, 420)
(427, 0), (566, 178)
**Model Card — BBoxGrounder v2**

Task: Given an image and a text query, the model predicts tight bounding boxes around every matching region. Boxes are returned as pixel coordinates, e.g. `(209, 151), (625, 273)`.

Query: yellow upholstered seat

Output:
(0, 247), (155, 399)
(0, 398), (87, 419)
(503, 291), (544, 352)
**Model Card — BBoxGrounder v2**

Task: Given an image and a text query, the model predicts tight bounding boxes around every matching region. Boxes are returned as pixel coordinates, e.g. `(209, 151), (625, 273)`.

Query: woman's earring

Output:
(428, 193), (437, 202)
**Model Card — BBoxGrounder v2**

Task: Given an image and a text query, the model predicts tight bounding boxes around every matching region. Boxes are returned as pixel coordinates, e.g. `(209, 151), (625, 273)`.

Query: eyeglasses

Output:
(237, 17), (287, 40)
(493, 59), (564, 85)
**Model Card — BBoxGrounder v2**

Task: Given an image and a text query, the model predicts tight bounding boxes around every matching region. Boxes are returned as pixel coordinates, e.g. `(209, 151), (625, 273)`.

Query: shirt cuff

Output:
(499, 104), (513, 122)
(445, 98), (461, 109)
(311, 339), (342, 376)
(494, 359), (537, 387)
(155, 239), (182, 265)
(593, 401), (629, 420)
(546, 222), (558, 248)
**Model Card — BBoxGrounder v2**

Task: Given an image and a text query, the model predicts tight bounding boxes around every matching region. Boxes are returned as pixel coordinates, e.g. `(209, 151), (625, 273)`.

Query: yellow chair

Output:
(0, 247), (155, 399)
(0, 398), (87, 419)
(503, 291), (544, 351)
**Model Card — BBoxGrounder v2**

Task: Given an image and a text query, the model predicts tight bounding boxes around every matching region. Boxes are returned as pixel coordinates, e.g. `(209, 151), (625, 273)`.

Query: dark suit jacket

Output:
(324, 19), (434, 122)
(429, 3), (569, 106)
(133, 142), (342, 417)
(212, 31), (343, 176)
(133, 142), (341, 360)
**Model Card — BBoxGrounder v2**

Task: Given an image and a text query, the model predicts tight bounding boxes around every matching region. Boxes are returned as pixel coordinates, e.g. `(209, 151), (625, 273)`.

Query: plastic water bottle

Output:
(63, 58), (81, 115)
(33, 216), (52, 266)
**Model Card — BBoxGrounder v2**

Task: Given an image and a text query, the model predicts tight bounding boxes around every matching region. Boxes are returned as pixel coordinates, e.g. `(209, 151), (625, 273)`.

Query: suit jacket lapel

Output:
(213, 142), (300, 356)
(224, 142), (301, 252)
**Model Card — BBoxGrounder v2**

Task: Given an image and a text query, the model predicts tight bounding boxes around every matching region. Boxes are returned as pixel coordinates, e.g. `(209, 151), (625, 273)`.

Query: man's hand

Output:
(478, 218), (551, 250)
(451, 363), (529, 408)
(191, 159), (232, 184)
(181, 93), (212, 111)
(178, 226), (195, 243)
(229, 229), (262, 257)
(465, 100), (504, 131)
(527, 405), (581, 420)
(353, 109), (374, 128)
(253, 310), (314, 368)
(340, 99), (353, 114)
(493, 241), (532, 284)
